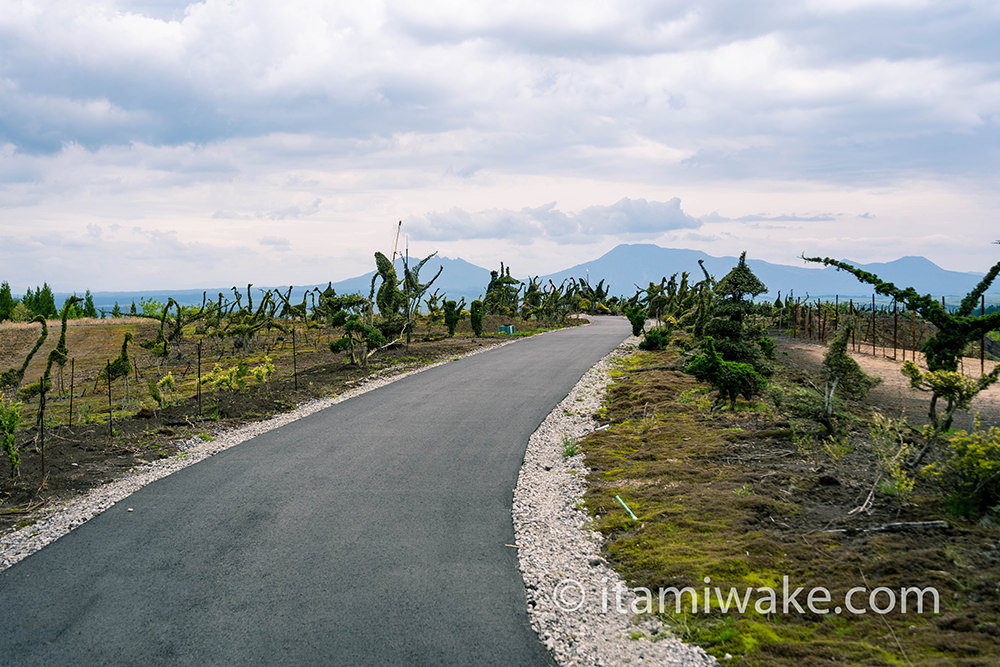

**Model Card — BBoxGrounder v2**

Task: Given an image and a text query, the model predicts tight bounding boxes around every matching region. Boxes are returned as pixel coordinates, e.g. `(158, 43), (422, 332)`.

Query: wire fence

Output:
(774, 295), (998, 379)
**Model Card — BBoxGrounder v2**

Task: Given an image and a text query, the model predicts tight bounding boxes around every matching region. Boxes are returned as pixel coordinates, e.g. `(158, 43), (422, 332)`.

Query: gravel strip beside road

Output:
(0, 338), (516, 571)
(514, 336), (719, 667)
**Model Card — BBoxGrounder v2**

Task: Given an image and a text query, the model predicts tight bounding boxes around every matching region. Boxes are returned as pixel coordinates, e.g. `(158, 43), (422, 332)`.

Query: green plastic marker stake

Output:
(615, 495), (638, 521)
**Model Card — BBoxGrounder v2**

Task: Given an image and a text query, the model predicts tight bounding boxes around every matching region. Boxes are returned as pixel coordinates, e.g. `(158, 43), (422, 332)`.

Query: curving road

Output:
(0, 316), (630, 666)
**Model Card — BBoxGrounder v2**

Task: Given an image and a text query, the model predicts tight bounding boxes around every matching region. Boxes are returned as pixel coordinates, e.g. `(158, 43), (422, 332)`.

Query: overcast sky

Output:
(2, 0), (999, 292)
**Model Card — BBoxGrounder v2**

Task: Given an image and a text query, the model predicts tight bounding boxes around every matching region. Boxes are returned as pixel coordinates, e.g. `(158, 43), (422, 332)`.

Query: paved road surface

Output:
(0, 317), (630, 666)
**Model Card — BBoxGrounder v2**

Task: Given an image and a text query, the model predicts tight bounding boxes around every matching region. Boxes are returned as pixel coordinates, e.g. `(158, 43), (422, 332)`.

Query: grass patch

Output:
(562, 434), (578, 458)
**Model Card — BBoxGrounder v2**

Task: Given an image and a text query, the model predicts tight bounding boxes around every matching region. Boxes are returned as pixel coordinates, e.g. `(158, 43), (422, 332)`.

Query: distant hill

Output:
(52, 243), (999, 312)
(328, 255), (493, 305)
(538, 244), (999, 301)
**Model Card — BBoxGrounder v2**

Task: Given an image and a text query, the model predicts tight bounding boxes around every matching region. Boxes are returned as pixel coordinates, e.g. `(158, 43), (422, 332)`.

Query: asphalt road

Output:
(0, 316), (630, 666)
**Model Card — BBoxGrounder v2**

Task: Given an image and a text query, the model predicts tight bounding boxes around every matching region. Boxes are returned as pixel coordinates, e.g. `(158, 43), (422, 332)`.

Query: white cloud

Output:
(407, 198), (700, 242)
(0, 1), (998, 289)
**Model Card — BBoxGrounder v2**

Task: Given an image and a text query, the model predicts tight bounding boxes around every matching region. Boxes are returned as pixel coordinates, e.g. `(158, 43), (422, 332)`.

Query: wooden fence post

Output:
(292, 325), (298, 391)
(849, 300), (855, 352)
(871, 294), (877, 356)
(107, 360), (113, 446)
(68, 357), (75, 427)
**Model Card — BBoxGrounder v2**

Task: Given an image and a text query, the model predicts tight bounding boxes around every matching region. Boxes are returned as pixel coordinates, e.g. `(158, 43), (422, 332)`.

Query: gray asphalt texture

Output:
(0, 316), (630, 666)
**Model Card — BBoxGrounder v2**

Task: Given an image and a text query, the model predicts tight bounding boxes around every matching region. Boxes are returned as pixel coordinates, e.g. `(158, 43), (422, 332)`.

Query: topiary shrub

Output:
(685, 337), (766, 410)
(470, 299), (484, 337)
(443, 298), (465, 336)
(639, 327), (671, 350)
(814, 321), (882, 433)
(625, 304), (646, 337)
(1, 398), (22, 477)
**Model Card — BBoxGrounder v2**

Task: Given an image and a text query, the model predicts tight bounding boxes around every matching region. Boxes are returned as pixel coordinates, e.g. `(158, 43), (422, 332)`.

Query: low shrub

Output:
(927, 420), (1000, 517)
(639, 327), (671, 351)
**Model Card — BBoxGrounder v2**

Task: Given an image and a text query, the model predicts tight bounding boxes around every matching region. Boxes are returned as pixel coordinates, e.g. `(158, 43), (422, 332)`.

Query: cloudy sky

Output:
(2, 0), (999, 292)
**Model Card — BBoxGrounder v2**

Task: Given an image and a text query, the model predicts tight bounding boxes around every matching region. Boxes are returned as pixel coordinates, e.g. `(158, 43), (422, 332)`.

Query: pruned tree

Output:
(699, 252), (772, 375)
(685, 337), (767, 410)
(443, 298), (466, 336)
(521, 278), (544, 320)
(50, 295), (82, 394)
(813, 320), (881, 433)
(483, 263), (522, 316)
(424, 289), (444, 324)
(902, 361), (1000, 435)
(470, 299), (484, 337)
(99, 332), (134, 405)
(371, 251), (406, 339)
(330, 311), (386, 366)
(1, 397), (22, 477)
(401, 252), (443, 344)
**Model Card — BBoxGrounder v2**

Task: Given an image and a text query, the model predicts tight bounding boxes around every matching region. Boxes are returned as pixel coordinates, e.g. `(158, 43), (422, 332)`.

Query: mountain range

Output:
(64, 243), (998, 312)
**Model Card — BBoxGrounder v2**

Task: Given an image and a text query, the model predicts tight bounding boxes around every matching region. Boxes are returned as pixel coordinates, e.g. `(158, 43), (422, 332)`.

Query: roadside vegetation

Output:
(0, 252), (615, 527)
(582, 249), (1000, 665)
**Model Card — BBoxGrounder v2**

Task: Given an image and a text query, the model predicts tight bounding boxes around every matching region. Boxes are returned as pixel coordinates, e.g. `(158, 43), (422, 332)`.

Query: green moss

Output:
(580, 347), (995, 666)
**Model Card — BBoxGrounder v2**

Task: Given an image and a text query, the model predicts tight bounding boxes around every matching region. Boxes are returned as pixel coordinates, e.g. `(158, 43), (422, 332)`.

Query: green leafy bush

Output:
(148, 372), (176, 409)
(639, 327), (671, 350)
(869, 413), (915, 501)
(252, 356), (275, 386)
(928, 420), (1000, 517)
(902, 360), (1000, 433)
(201, 361), (250, 391)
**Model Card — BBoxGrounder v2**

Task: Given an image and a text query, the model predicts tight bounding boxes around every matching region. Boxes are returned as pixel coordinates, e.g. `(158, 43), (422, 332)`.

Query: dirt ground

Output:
(775, 334), (1000, 430)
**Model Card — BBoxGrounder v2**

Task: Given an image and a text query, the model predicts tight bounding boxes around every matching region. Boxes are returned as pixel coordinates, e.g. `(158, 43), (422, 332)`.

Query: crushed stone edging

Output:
(514, 335), (719, 667)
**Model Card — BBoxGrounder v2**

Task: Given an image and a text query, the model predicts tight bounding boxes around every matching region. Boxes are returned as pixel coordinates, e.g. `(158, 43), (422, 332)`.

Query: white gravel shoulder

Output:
(514, 335), (719, 667)
(0, 337), (517, 571)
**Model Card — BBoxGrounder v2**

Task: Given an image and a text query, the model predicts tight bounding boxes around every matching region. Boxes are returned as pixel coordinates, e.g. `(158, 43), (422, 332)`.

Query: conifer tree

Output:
(83, 290), (98, 318)
(701, 252), (773, 375)
(0, 282), (14, 322)
(36, 283), (57, 318)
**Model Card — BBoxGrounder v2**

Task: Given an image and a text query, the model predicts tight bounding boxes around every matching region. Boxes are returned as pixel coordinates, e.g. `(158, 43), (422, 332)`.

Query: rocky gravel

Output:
(514, 336), (719, 666)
